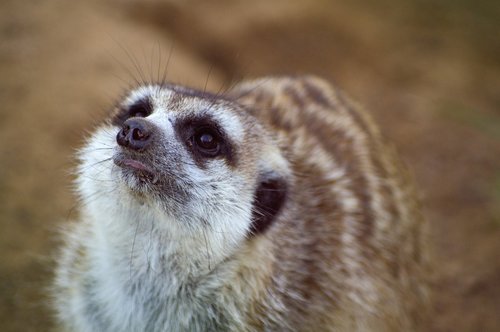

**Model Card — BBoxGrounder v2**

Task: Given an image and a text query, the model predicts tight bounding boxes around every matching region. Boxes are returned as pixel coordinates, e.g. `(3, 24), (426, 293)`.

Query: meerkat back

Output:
(54, 76), (428, 332)
(230, 76), (429, 331)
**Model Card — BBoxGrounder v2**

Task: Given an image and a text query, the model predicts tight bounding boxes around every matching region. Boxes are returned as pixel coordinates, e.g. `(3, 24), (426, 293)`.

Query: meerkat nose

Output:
(116, 118), (154, 151)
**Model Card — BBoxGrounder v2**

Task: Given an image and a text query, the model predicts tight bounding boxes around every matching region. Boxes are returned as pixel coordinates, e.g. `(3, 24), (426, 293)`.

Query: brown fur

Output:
(229, 76), (429, 331)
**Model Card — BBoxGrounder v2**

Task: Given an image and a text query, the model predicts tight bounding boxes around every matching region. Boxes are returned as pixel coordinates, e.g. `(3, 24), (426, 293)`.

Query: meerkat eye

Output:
(193, 128), (221, 157)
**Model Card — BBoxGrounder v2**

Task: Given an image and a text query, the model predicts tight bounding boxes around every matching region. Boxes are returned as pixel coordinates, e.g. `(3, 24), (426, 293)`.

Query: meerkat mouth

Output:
(113, 155), (159, 184)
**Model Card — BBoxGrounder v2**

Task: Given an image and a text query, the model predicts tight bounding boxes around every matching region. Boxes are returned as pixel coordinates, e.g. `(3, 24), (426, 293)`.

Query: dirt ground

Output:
(0, 0), (499, 331)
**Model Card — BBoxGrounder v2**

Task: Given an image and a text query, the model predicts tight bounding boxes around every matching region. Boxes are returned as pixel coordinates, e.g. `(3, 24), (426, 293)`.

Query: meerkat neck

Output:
(84, 197), (256, 285)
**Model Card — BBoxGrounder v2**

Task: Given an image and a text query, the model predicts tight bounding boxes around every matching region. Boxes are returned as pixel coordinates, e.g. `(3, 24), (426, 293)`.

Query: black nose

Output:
(116, 118), (154, 151)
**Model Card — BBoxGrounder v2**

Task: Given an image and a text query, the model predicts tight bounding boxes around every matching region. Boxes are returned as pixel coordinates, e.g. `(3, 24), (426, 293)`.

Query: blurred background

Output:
(1, 0), (499, 330)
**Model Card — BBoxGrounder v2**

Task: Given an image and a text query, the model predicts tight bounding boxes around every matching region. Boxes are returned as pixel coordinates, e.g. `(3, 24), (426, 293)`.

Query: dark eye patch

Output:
(175, 115), (237, 168)
(112, 97), (154, 126)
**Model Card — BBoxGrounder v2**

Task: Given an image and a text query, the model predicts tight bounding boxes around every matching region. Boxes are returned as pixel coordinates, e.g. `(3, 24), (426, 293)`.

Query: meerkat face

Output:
(77, 84), (289, 267)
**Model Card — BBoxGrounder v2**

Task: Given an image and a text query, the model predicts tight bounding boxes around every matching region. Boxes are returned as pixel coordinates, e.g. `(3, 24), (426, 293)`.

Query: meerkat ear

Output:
(249, 172), (288, 235)
(249, 147), (289, 236)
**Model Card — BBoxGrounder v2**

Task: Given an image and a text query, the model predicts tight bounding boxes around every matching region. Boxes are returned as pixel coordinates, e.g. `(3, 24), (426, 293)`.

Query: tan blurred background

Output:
(1, 0), (499, 331)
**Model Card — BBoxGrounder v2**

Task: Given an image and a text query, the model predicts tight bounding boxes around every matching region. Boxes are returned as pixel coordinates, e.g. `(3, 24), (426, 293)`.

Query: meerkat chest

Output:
(83, 261), (236, 332)
(83, 240), (228, 330)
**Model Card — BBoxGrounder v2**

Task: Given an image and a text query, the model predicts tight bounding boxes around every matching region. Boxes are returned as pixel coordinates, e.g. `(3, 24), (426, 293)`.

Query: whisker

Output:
(156, 40), (163, 84)
(204, 65), (213, 94)
(78, 157), (113, 173)
(85, 147), (114, 152)
(71, 186), (120, 217)
(114, 39), (147, 86)
(161, 41), (175, 86)
(201, 220), (212, 271)
(130, 218), (140, 279)
(106, 36), (143, 87)
(144, 220), (156, 274)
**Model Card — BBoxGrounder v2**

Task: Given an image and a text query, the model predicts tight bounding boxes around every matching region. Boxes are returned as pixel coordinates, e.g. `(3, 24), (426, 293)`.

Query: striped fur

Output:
(231, 77), (428, 330)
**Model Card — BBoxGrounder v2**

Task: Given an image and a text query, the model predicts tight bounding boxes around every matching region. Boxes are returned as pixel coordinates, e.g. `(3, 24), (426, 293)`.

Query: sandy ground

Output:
(0, 0), (499, 331)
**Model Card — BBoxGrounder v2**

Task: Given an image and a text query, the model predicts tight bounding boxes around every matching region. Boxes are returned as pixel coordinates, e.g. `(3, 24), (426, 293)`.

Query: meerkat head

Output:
(77, 84), (290, 272)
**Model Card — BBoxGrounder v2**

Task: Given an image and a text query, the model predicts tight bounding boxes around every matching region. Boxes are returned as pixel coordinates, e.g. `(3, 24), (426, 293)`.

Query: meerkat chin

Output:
(53, 76), (429, 331)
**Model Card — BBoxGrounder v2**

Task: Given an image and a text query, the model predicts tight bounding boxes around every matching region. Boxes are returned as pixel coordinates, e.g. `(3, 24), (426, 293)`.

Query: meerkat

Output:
(53, 76), (429, 331)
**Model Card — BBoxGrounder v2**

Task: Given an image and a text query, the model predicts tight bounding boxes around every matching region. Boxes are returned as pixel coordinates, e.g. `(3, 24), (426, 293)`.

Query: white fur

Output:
(56, 86), (269, 331)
